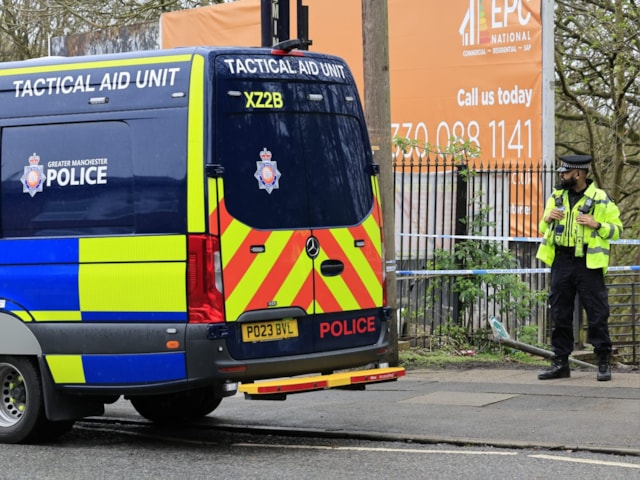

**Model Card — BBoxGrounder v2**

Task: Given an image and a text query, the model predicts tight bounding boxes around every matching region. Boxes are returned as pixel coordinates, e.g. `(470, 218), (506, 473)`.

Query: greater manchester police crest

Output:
(254, 147), (281, 194)
(20, 153), (45, 197)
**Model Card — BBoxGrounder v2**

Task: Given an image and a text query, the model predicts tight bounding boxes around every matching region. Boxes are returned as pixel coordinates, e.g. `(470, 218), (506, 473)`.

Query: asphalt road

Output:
(1, 367), (638, 479)
(1, 419), (639, 480)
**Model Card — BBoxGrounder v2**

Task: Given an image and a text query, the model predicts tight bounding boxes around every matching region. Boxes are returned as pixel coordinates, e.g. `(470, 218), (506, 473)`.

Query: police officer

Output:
(536, 155), (623, 381)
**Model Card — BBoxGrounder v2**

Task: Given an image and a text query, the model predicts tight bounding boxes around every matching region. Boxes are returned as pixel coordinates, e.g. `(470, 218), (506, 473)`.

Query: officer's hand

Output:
(545, 208), (565, 223)
(577, 213), (598, 229)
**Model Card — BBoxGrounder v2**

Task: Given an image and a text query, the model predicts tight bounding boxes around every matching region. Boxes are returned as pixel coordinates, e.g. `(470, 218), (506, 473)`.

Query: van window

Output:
(1, 122), (134, 237)
(218, 112), (372, 230)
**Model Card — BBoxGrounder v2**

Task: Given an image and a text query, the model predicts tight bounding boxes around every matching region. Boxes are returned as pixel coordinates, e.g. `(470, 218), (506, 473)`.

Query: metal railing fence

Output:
(393, 153), (639, 364)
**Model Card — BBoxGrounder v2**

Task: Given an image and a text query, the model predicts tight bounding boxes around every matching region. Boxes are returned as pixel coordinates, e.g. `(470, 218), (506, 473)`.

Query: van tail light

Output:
(187, 234), (224, 324)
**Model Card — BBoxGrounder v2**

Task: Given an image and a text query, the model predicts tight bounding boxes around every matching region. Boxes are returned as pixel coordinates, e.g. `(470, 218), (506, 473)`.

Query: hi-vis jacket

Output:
(536, 181), (623, 272)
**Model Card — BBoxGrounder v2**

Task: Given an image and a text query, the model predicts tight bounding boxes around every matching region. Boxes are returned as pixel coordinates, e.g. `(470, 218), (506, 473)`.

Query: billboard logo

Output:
(459, 0), (490, 46)
(459, 0), (533, 54)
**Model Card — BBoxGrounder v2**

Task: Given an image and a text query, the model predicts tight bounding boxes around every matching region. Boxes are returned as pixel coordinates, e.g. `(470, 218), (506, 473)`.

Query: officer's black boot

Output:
(597, 353), (612, 382)
(538, 355), (570, 380)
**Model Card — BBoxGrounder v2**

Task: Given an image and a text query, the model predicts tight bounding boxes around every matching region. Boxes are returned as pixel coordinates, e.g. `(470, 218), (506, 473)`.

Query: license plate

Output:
(241, 318), (299, 342)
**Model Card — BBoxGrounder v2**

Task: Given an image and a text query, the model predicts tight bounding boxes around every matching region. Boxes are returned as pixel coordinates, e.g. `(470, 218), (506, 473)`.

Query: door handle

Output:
(320, 260), (344, 277)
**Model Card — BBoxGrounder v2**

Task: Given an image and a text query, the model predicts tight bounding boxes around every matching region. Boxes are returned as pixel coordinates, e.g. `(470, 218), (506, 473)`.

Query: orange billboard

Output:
(162, 0), (541, 165)
(161, 0), (263, 48)
(388, 0), (543, 239)
(162, 0), (544, 238)
(389, 0), (542, 163)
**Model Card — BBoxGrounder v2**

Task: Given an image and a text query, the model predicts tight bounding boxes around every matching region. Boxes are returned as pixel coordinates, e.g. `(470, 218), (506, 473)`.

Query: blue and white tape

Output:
(397, 265), (640, 278)
(397, 233), (640, 245)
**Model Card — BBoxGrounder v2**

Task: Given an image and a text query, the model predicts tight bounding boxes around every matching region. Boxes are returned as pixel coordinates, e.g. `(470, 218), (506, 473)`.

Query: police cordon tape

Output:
(395, 233), (640, 278)
(397, 265), (640, 278)
(397, 233), (640, 245)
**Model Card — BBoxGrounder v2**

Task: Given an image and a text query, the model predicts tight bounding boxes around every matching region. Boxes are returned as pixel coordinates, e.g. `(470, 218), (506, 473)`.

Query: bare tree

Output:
(0, 0), (230, 60)
(555, 0), (639, 247)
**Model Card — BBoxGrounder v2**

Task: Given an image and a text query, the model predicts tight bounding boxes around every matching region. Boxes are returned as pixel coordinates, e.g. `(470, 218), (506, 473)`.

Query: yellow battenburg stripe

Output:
(79, 263), (186, 312)
(187, 54), (206, 233)
(14, 311), (82, 322)
(46, 355), (86, 384)
(79, 235), (186, 262)
(0, 54), (193, 77)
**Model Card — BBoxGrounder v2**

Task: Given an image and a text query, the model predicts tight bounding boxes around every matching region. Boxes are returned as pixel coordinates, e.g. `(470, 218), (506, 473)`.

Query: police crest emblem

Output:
(20, 153), (45, 197)
(254, 147), (281, 194)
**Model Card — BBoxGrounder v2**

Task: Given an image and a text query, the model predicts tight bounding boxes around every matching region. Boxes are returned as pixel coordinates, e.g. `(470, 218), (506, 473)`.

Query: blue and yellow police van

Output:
(0, 43), (403, 443)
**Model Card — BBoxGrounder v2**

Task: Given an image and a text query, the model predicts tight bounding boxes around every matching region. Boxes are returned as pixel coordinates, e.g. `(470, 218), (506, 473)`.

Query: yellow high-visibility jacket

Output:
(536, 182), (623, 273)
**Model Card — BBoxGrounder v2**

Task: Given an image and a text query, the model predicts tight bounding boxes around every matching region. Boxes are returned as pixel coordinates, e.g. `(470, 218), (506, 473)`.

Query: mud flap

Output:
(38, 357), (106, 421)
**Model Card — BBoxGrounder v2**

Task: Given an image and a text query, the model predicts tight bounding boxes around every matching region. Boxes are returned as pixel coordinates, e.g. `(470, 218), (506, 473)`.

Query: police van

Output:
(0, 43), (403, 443)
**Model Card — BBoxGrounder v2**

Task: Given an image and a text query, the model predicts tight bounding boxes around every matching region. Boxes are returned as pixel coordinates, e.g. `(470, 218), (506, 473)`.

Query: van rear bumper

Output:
(186, 318), (392, 382)
(29, 311), (391, 391)
(214, 340), (390, 382)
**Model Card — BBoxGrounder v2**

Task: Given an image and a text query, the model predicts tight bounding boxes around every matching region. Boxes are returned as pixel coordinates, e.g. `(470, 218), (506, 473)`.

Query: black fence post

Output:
(452, 163), (468, 325)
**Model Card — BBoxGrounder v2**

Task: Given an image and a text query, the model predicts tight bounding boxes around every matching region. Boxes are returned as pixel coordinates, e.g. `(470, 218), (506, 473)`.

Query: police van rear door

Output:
(210, 50), (384, 355)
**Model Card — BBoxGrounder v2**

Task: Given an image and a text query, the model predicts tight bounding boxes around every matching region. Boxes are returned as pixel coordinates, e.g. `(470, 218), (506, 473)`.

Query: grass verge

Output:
(399, 348), (548, 371)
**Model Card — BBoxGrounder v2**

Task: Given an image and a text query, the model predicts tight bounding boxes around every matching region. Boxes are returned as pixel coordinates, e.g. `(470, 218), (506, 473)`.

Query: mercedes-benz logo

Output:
(305, 236), (320, 259)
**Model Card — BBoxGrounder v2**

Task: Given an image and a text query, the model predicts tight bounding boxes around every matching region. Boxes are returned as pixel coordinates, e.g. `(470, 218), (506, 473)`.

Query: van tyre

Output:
(130, 386), (223, 423)
(0, 357), (44, 443)
(0, 357), (75, 444)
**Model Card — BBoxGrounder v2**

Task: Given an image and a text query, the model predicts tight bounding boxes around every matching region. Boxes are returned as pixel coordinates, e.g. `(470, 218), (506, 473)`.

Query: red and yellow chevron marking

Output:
(225, 227), (312, 319)
(210, 184), (312, 320)
(209, 179), (384, 321)
(313, 215), (383, 314)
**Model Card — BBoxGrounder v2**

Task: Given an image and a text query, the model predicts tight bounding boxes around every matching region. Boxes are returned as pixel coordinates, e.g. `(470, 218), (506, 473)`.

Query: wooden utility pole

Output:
(362, 0), (398, 365)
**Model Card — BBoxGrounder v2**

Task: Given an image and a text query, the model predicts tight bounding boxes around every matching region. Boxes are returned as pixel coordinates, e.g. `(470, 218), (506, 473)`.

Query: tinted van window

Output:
(1, 122), (134, 237)
(219, 111), (372, 230)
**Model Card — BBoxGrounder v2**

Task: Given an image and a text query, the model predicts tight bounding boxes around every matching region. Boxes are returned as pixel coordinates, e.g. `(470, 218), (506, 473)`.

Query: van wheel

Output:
(130, 387), (223, 423)
(0, 356), (44, 444)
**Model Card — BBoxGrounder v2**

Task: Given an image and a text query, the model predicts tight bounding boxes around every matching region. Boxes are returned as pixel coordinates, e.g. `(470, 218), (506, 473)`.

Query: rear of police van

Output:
(187, 46), (394, 384)
(0, 48), (399, 442)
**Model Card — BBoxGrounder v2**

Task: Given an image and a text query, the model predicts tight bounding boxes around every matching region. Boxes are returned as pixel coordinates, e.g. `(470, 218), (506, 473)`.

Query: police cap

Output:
(557, 155), (592, 172)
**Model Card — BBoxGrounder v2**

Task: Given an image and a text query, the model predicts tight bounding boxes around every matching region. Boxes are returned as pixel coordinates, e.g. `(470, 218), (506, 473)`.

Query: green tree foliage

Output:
(555, 0), (639, 260)
(0, 0), (231, 61)
(426, 195), (547, 322)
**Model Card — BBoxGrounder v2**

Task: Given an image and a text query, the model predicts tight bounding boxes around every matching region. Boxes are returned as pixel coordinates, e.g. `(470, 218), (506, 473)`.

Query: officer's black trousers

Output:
(549, 251), (612, 357)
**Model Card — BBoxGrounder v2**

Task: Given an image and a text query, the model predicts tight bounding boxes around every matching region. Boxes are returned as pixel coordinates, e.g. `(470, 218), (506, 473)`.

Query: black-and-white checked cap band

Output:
(556, 154), (592, 172)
